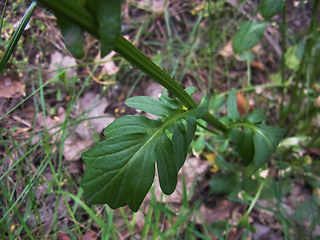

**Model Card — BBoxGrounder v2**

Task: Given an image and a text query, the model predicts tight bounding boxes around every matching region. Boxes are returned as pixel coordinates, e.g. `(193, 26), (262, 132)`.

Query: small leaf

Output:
(170, 117), (196, 171)
(259, 0), (284, 19)
(125, 96), (172, 117)
(246, 109), (265, 123)
(209, 172), (238, 195)
(227, 88), (239, 120)
(184, 86), (197, 96)
(159, 94), (181, 109)
(192, 135), (205, 153)
(229, 127), (255, 165)
(56, 14), (84, 59)
(156, 134), (177, 195)
(87, 0), (121, 57)
(232, 21), (267, 53)
(285, 44), (304, 71)
(252, 125), (286, 170)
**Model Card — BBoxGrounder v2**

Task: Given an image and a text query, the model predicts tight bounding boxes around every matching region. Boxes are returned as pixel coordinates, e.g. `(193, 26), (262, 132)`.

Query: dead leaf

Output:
(251, 61), (266, 71)
(82, 231), (97, 240)
(95, 51), (119, 76)
(63, 92), (114, 162)
(0, 75), (25, 98)
(45, 51), (77, 80)
(136, 0), (165, 13)
(236, 92), (254, 116)
(63, 135), (94, 162)
(57, 233), (72, 240)
(219, 40), (234, 58)
(199, 200), (236, 224)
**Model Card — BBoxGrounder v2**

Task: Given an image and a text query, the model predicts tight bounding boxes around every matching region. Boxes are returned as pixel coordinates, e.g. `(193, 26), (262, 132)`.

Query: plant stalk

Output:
(37, 0), (228, 132)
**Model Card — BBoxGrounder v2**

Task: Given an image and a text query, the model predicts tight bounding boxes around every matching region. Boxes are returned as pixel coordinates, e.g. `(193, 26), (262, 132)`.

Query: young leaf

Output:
(246, 109), (265, 123)
(232, 21), (267, 54)
(56, 14), (84, 58)
(252, 125), (286, 170)
(159, 94), (181, 109)
(209, 172), (239, 195)
(229, 127), (255, 165)
(258, 0), (284, 19)
(170, 117), (196, 171)
(227, 88), (239, 120)
(184, 86), (197, 96)
(125, 96), (172, 117)
(87, 0), (121, 57)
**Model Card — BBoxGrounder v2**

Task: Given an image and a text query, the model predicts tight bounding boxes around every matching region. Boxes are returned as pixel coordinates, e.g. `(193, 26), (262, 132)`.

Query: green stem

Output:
(115, 37), (228, 132)
(0, 1), (37, 74)
(238, 180), (265, 227)
(37, 0), (228, 132)
(279, 1), (287, 118)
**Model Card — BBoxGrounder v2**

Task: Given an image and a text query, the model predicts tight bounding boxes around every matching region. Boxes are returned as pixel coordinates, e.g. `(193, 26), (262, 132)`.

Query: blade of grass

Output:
(54, 191), (107, 230)
(0, 0), (8, 35)
(0, 1), (37, 74)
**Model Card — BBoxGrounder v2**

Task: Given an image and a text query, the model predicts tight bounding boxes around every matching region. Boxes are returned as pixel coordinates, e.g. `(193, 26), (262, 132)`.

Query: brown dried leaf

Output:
(95, 51), (119, 76)
(45, 51), (77, 80)
(0, 75), (25, 98)
(219, 40), (234, 58)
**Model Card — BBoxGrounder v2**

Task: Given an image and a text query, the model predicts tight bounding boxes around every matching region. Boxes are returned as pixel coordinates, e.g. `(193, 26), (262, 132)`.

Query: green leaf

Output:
(159, 94), (181, 109)
(285, 44), (304, 71)
(259, 0), (284, 19)
(184, 86), (197, 96)
(246, 109), (265, 123)
(155, 133), (177, 195)
(87, 0), (122, 57)
(209, 172), (238, 195)
(229, 127), (255, 165)
(81, 115), (159, 211)
(227, 88), (239, 120)
(232, 21), (267, 53)
(80, 95), (206, 211)
(252, 125), (286, 170)
(56, 14), (84, 58)
(170, 116), (196, 171)
(125, 96), (172, 117)
(192, 135), (205, 153)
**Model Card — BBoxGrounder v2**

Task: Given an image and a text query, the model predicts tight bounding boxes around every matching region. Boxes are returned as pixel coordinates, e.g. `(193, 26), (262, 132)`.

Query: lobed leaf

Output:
(81, 115), (159, 211)
(81, 94), (208, 211)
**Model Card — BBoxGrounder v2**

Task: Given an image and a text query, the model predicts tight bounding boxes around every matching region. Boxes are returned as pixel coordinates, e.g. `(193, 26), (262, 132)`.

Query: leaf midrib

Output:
(86, 110), (190, 203)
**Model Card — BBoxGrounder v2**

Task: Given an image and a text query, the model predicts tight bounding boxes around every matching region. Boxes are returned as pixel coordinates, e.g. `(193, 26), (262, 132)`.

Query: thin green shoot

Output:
(0, 1), (37, 74)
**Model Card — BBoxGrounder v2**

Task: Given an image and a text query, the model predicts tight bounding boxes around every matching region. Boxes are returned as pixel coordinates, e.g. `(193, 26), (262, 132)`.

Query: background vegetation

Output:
(0, 0), (320, 239)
